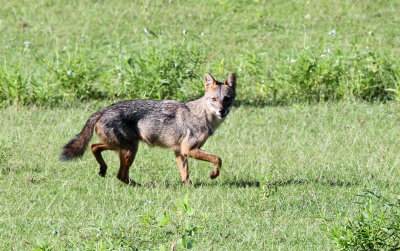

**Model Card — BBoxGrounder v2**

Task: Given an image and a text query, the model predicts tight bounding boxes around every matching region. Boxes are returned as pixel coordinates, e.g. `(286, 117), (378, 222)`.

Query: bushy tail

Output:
(60, 111), (102, 161)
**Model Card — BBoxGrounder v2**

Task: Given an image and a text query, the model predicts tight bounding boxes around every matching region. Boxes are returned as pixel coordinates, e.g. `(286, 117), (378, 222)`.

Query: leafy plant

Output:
(121, 44), (204, 101)
(157, 194), (204, 250)
(321, 188), (400, 250)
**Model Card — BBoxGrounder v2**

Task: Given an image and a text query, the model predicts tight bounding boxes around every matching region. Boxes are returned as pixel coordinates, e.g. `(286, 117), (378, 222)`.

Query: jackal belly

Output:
(138, 126), (184, 149)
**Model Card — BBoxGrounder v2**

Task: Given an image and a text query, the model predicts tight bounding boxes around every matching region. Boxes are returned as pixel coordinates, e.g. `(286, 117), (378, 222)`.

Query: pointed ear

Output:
(204, 73), (216, 90)
(224, 73), (236, 91)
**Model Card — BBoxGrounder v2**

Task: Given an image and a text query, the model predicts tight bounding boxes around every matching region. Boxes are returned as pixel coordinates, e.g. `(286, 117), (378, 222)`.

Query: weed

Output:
(321, 188), (400, 250)
(157, 194), (203, 250)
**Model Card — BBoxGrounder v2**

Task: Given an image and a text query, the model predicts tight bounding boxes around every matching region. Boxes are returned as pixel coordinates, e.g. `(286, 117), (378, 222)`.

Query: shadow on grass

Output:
(193, 177), (359, 188)
(124, 177), (360, 188)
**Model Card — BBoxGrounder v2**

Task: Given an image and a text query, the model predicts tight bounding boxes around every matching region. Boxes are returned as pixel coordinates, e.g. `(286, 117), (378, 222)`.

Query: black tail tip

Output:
(59, 151), (73, 161)
(59, 146), (84, 161)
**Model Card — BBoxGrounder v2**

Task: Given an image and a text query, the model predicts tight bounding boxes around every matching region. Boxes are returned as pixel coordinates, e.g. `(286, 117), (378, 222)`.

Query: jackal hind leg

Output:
(117, 143), (138, 184)
(90, 142), (112, 177)
(187, 149), (222, 179)
(175, 152), (192, 187)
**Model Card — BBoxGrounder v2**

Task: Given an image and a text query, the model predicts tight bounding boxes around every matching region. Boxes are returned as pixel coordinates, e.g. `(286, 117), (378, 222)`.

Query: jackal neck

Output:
(186, 97), (224, 133)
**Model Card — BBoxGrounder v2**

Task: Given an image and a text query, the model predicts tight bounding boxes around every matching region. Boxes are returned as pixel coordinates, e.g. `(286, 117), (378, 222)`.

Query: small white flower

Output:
(366, 46), (369, 50)
(24, 41), (30, 47)
(200, 32), (204, 36)
(67, 70), (71, 76)
(63, 46), (67, 51)
(290, 59), (296, 63)
(305, 46), (309, 50)
(144, 200), (152, 206)
(117, 73), (122, 78)
(144, 28), (149, 35)
(328, 29), (336, 36)
(368, 31), (372, 35)
(238, 68), (242, 72)
(174, 62), (178, 67)
(321, 54), (326, 58)
(261, 80), (264, 83)
(182, 29), (187, 35)
(323, 48), (331, 54)
(115, 66), (120, 70)
(5, 45), (9, 49)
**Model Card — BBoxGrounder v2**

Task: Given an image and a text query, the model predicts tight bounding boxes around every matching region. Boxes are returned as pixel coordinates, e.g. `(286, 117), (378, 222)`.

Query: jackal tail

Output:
(60, 111), (102, 161)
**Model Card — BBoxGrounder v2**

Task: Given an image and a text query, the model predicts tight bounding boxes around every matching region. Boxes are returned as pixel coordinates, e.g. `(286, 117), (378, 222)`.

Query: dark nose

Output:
(219, 108), (226, 114)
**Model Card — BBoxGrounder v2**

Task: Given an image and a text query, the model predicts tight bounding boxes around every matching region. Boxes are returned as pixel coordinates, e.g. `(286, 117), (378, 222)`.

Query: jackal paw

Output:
(99, 166), (107, 177)
(184, 179), (193, 187)
(210, 171), (219, 179)
(117, 176), (131, 184)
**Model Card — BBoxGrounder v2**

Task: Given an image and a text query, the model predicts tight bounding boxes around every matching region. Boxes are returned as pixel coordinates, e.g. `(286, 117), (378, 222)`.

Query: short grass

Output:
(1, 0), (400, 250)
(1, 102), (400, 250)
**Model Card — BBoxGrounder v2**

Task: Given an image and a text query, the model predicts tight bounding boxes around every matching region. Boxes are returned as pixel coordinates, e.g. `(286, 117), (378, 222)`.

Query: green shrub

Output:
(322, 188), (400, 250)
(0, 44), (205, 106)
(0, 65), (40, 105)
(116, 44), (204, 100)
(43, 49), (107, 102)
(262, 48), (400, 104)
(1, 42), (400, 106)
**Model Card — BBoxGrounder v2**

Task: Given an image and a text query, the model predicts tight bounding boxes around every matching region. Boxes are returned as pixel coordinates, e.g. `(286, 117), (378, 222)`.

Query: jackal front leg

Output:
(187, 149), (222, 179)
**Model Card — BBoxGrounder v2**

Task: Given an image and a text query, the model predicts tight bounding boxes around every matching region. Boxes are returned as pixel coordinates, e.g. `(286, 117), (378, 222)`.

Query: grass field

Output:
(2, 0), (400, 250)
(1, 103), (400, 250)
(1, 0), (400, 105)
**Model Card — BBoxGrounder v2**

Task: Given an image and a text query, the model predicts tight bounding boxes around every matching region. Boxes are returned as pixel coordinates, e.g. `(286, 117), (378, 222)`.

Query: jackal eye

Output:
(211, 97), (217, 102)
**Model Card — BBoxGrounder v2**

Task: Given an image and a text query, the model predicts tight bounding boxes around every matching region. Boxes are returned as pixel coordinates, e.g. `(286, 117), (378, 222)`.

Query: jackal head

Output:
(204, 73), (236, 119)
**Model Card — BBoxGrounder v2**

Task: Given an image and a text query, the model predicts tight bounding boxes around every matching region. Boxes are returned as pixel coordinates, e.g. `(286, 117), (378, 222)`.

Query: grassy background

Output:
(2, 0), (400, 249)
(1, 0), (400, 105)
(1, 103), (400, 249)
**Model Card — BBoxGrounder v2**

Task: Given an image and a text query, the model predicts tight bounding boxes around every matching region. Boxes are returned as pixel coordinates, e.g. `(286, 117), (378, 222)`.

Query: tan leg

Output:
(187, 149), (222, 179)
(90, 142), (112, 177)
(175, 152), (192, 186)
(117, 144), (138, 184)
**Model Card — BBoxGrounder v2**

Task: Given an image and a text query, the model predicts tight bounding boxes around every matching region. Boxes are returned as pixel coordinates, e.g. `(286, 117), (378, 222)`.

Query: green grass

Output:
(2, 0), (400, 249)
(1, 0), (400, 105)
(1, 102), (400, 250)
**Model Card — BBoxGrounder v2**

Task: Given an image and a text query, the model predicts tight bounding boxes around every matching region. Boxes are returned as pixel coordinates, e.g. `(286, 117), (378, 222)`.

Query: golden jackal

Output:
(61, 73), (236, 186)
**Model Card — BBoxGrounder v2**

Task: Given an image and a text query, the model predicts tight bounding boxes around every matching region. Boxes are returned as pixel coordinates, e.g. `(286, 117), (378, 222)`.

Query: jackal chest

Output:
(184, 126), (213, 150)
